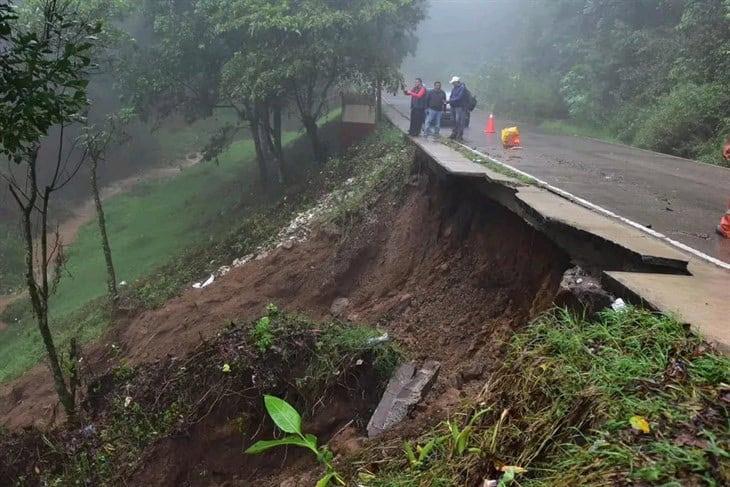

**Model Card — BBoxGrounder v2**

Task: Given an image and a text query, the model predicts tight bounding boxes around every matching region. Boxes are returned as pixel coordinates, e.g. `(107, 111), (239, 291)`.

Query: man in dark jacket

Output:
(423, 81), (446, 138)
(448, 76), (468, 141)
(404, 78), (427, 136)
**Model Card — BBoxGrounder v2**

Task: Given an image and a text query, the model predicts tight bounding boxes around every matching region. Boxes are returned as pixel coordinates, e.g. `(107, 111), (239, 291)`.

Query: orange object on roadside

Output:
(501, 126), (521, 148)
(484, 113), (495, 134)
(718, 138), (730, 238)
(718, 201), (730, 239)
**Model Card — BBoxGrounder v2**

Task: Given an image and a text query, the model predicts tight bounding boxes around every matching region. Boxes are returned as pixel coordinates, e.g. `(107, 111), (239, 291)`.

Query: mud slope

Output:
(1, 166), (569, 435)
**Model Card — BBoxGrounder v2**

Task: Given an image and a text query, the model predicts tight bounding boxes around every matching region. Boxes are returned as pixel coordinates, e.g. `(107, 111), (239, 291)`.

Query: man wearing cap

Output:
(448, 76), (467, 141)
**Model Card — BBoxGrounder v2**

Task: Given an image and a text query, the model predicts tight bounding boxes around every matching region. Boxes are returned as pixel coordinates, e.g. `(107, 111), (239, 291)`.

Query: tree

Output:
(0, 0), (99, 421)
(216, 0), (426, 162)
(80, 112), (132, 311)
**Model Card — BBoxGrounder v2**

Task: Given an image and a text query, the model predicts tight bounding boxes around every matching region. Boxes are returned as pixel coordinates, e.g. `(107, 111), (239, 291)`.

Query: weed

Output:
(246, 395), (344, 486)
(357, 307), (729, 486)
(250, 307), (277, 353)
(442, 139), (535, 185)
(404, 438), (439, 469)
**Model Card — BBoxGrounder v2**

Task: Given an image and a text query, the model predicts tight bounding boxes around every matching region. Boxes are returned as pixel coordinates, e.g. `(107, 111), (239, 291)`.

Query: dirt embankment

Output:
(0, 162), (570, 484)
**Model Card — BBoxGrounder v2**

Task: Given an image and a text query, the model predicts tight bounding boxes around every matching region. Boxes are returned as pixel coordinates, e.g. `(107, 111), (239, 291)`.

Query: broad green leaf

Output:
(244, 434), (312, 454)
(264, 395), (302, 434)
(315, 472), (336, 487)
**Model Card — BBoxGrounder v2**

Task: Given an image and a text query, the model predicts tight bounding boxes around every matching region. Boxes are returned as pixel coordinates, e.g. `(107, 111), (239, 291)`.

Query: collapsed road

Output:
(385, 102), (730, 353)
(388, 95), (730, 265)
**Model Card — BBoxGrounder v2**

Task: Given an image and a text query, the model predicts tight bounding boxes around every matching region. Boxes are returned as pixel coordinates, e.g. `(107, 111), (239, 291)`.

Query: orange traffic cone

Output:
(484, 113), (495, 134)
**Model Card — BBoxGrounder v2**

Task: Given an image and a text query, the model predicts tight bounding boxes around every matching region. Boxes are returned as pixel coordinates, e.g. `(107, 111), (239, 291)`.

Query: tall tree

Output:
(0, 0), (99, 420)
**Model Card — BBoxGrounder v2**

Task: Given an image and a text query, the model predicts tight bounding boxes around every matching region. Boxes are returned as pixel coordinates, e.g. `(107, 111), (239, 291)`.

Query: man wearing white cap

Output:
(448, 76), (467, 141)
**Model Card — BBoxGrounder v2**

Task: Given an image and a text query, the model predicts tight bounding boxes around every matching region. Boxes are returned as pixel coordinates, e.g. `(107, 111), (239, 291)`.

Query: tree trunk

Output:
(260, 106), (284, 185)
(91, 157), (118, 308)
(249, 119), (269, 187)
(303, 117), (325, 164)
(273, 104), (286, 176)
(10, 159), (75, 421)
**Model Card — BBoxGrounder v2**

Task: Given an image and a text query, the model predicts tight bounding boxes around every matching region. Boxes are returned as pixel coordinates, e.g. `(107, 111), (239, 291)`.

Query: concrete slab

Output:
(517, 188), (690, 270)
(384, 103), (730, 352)
(606, 264), (730, 352)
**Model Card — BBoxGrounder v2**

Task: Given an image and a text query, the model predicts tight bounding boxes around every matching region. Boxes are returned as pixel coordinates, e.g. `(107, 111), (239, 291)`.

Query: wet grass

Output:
(355, 307), (729, 486)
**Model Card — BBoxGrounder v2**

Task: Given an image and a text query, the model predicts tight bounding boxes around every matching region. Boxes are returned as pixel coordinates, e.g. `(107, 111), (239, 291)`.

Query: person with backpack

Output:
(403, 78), (427, 136)
(447, 76), (472, 141)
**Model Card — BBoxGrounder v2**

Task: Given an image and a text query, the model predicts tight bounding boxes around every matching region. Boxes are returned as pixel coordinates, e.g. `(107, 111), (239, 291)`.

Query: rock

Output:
(439, 263), (449, 272)
(554, 266), (612, 317)
(330, 297), (350, 317)
(281, 239), (294, 250)
(367, 360), (441, 438)
(460, 362), (484, 381)
(329, 426), (364, 456)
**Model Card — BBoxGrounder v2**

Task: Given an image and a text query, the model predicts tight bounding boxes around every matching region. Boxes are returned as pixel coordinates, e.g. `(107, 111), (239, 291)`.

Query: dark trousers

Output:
(409, 107), (425, 136)
(450, 106), (466, 140)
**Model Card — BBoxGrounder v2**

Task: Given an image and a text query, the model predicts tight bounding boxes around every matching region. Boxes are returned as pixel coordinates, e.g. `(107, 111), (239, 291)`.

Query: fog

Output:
(403, 0), (524, 84)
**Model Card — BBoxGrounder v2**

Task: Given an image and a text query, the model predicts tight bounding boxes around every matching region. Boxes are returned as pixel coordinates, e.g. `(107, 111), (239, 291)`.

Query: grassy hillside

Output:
(0, 111), (341, 382)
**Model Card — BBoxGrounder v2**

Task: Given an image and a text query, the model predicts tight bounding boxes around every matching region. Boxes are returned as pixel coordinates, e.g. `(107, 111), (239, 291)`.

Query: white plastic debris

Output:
(119, 280), (127, 287)
(366, 333), (390, 346)
(192, 274), (215, 289)
(611, 298), (627, 311)
(124, 396), (132, 408)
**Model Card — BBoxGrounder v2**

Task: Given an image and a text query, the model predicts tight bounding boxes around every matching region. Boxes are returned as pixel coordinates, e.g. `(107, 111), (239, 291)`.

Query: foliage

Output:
(357, 307), (729, 486)
(470, 64), (566, 121)
(0, 1), (97, 162)
(246, 395), (344, 486)
(632, 82), (730, 160)
(251, 314), (275, 353)
(119, 0), (425, 178)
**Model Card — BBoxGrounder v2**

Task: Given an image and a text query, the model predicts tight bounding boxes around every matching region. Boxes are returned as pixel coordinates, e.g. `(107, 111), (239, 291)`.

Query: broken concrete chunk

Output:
(554, 266), (612, 316)
(367, 360), (440, 438)
(330, 297), (350, 317)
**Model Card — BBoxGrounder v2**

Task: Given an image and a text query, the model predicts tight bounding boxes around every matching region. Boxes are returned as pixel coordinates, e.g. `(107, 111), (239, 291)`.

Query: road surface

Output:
(389, 96), (730, 265)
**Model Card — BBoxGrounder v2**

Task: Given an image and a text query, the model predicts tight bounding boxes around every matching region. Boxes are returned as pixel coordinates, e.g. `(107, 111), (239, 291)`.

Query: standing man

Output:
(448, 76), (467, 141)
(423, 81), (447, 138)
(404, 78), (427, 136)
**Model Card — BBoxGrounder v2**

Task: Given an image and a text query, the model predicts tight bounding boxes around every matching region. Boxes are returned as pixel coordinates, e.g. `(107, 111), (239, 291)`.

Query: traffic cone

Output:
(484, 113), (495, 134)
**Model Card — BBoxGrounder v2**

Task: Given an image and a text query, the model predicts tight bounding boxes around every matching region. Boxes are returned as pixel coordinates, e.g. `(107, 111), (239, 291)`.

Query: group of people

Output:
(403, 76), (474, 141)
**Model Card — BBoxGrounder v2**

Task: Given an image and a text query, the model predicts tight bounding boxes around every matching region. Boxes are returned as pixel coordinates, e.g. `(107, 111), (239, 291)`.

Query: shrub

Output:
(470, 65), (567, 120)
(632, 82), (730, 160)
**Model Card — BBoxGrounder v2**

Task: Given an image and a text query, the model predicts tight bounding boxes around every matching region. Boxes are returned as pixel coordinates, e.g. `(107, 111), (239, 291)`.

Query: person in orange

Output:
(717, 136), (730, 238)
(403, 78), (427, 136)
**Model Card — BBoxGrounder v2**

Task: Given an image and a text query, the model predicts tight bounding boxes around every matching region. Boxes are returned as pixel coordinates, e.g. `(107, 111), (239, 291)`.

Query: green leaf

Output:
(244, 434), (313, 454)
(264, 395), (302, 434)
(315, 472), (336, 487)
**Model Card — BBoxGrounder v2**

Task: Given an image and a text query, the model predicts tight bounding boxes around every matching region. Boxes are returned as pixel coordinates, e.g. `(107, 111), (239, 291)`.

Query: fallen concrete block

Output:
(554, 266), (612, 316)
(367, 360), (440, 438)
